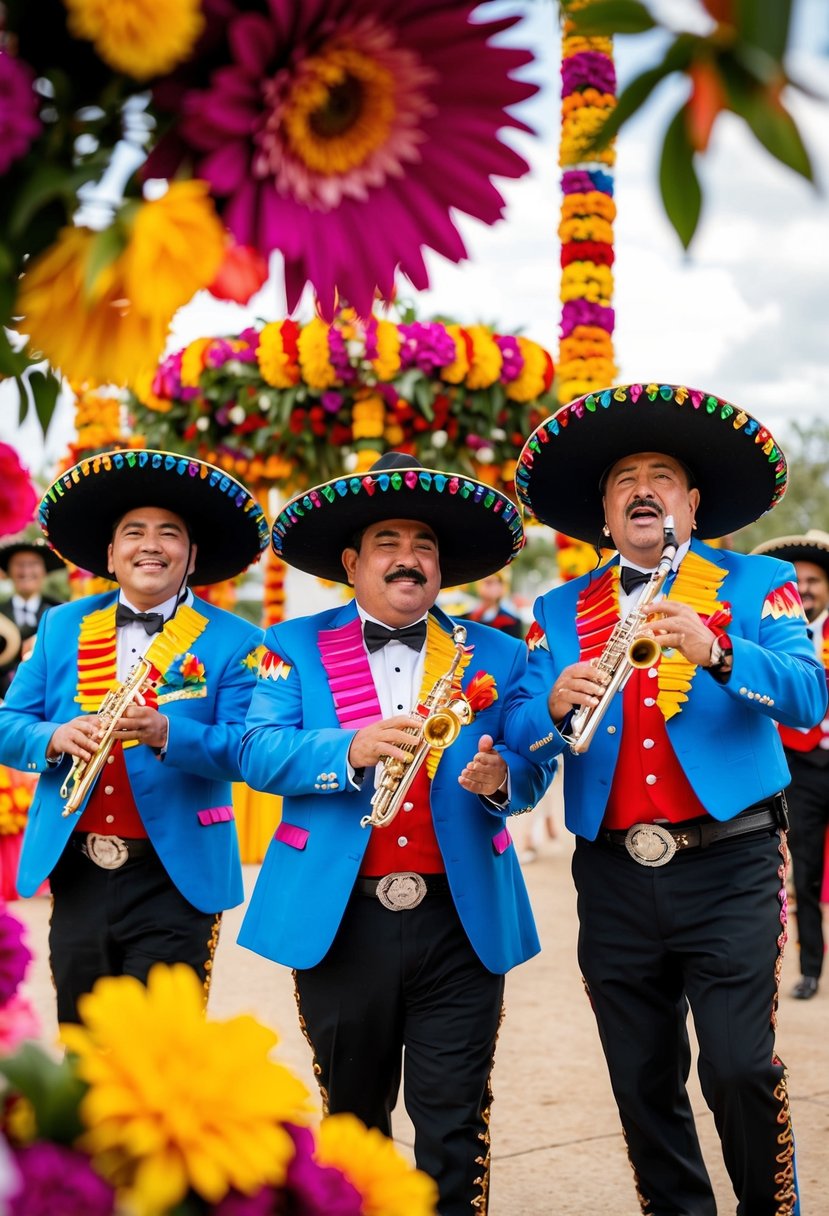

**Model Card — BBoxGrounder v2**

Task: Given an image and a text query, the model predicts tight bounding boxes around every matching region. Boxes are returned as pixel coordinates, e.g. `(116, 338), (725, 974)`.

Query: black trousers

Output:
(294, 888), (505, 1216)
(785, 751), (829, 979)
(572, 827), (797, 1216)
(49, 839), (221, 1024)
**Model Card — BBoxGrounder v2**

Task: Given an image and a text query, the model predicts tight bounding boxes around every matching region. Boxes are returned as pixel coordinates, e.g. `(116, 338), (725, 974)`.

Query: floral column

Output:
(555, 0), (618, 576)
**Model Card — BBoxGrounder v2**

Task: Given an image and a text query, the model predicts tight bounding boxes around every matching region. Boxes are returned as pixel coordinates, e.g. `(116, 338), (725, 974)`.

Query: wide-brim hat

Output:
(515, 383), (787, 542)
(750, 529), (829, 577)
(0, 536), (65, 575)
(272, 452), (524, 586)
(39, 450), (269, 584)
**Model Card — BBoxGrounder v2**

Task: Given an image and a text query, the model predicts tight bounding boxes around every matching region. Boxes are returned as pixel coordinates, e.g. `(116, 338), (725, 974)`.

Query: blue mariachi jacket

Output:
(237, 602), (553, 973)
(0, 592), (263, 911)
(504, 540), (827, 841)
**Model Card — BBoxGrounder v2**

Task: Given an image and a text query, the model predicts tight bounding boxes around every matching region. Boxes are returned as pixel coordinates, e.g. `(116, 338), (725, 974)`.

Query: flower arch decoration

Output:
(123, 310), (555, 623)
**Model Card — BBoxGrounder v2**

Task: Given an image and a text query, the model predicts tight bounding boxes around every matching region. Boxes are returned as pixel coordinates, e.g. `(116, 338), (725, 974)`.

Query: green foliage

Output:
(567, 0), (817, 249)
(0, 1043), (87, 1143)
(733, 419), (829, 550)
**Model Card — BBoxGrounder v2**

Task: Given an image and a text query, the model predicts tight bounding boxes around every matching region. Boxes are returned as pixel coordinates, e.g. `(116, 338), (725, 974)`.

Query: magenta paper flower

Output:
(0, 907), (32, 1006)
(0, 991), (40, 1053)
(0, 445), (37, 537)
(9, 1142), (115, 1216)
(0, 51), (42, 176)
(151, 0), (536, 316)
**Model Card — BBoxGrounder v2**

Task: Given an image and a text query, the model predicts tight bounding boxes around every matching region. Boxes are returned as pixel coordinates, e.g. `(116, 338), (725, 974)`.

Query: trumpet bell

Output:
(627, 636), (660, 668)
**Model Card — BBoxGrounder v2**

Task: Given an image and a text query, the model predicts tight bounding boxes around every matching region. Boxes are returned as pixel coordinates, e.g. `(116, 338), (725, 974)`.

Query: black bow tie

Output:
(115, 603), (165, 635)
(363, 619), (427, 654)
(619, 566), (656, 596)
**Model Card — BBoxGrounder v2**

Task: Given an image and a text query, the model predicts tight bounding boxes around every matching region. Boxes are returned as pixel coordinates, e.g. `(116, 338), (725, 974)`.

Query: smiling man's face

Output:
(602, 452), (699, 566)
(342, 518), (441, 627)
(107, 506), (196, 610)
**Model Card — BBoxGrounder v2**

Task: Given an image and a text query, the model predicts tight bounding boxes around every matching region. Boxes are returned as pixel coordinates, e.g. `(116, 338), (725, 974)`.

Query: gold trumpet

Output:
(361, 625), (472, 829)
(60, 657), (153, 817)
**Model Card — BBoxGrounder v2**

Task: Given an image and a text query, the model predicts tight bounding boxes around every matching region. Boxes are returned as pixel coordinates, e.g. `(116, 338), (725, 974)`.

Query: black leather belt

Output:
(357, 872), (450, 910)
(597, 796), (786, 868)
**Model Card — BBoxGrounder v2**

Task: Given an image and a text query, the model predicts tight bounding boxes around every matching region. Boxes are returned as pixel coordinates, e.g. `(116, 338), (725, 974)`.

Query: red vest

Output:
(360, 761), (445, 875)
(603, 666), (708, 830)
(75, 742), (148, 837)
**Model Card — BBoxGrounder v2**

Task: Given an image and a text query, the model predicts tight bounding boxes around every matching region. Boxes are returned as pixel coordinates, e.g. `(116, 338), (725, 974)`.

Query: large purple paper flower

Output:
(151, 0), (536, 316)
(0, 51), (41, 176)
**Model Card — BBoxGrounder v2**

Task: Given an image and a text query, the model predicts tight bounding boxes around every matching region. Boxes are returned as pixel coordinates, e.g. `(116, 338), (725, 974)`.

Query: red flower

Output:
(208, 238), (269, 304)
(0, 443), (37, 535)
(465, 671), (498, 714)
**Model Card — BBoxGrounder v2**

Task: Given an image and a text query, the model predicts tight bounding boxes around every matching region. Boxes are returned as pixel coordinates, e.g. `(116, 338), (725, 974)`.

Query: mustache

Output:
(385, 567), (427, 586)
(626, 497), (663, 519)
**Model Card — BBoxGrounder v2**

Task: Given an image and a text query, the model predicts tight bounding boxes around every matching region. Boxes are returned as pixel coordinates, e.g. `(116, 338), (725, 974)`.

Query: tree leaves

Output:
(659, 108), (702, 249)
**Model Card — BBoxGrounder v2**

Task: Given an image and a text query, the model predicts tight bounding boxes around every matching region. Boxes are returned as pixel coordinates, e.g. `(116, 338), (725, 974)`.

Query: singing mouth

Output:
(627, 500), (662, 521)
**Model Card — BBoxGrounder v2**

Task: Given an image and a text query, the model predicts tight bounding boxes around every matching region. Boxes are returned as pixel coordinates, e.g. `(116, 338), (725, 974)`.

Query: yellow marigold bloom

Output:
(562, 35), (614, 57)
(440, 325), (470, 384)
(354, 447), (384, 473)
(506, 338), (548, 403)
(121, 181), (225, 321)
(180, 338), (213, 388)
(352, 394), (385, 439)
(558, 216), (614, 244)
(372, 319), (402, 381)
(258, 323), (301, 388)
(132, 367), (173, 412)
(61, 965), (312, 1215)
(384, 423), (404, 445)
(464, 325), (502, 390)
(17, 227), (167, 388)
(317, 1113), (438, 1216)
(297, 318), (339, 389)
(561, 192), (616, 222)
(64, 0), (204, 80)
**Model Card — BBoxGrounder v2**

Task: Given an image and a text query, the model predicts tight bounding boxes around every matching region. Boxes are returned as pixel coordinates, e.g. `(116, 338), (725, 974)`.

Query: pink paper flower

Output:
(0, 51), (42, 176)
(149, 0), (537, 315)
(0, 991), (40, 1053)
(0, 906), (32, 1006)
(0, 446), (37, 538)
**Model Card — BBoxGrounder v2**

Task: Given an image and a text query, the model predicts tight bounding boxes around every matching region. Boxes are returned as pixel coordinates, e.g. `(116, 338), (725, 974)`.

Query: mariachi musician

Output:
(0, 451), (267, 1022)
(237, 453), (553, 1215)
(504, 384), (826, 1216)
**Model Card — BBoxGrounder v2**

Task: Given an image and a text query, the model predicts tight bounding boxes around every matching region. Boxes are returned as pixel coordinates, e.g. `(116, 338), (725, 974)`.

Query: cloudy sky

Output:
(3, 0), (828, 478)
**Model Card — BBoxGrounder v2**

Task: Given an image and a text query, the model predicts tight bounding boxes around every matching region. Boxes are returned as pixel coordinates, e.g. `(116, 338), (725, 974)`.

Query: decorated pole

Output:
(555, 0), (618, 578)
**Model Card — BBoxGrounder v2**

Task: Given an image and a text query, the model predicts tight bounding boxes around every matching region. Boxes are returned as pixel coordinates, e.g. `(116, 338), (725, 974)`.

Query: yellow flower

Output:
(464, 326), (502, 390)
(17, 227), (166, 388)
(316, 1113), (438, 1216)
(180, 338), (213, 388)
(258, 322), (300, 388)
(17, 184), (224, 389)
(297, 317), (339, 389)
(121, 181), (225, 321)
(506, 338), (549, 403)
(61, 965), (312, 1215)
(372, 319), (402, 381)
(64, 0), (204, 80)
(352, 393), (385, 439)
(440, 325), (470, 384)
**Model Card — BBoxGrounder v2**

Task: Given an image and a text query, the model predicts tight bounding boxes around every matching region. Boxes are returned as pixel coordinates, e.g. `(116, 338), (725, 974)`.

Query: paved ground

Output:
(12, 819), (829, 1215)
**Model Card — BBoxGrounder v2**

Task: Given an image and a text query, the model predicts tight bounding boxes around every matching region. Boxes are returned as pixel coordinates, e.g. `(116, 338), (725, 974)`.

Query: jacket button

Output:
(606, 725), (616, 734)
(645, 774), (657, 785)
(397, 836), (408, 847)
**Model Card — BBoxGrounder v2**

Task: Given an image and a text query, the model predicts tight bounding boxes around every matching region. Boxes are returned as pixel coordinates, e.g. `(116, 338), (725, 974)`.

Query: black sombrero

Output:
(0, 536), (65, 575)
(515, 383), (788, 542)
(272, 452), (524, 586)
(38, 450), (269, 584)
(750, 530), (829, 576)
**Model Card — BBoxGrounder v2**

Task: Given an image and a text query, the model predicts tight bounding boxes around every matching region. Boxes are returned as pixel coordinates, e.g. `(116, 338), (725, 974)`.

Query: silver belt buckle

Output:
(624, 823), (677, 867)
(376, 872), (427, 910)
(83, 833), (129, 870)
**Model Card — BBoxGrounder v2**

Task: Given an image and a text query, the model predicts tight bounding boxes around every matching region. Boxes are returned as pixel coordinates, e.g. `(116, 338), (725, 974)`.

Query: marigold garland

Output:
(554, 1), (619, 580)
(128, 311), (555, 500)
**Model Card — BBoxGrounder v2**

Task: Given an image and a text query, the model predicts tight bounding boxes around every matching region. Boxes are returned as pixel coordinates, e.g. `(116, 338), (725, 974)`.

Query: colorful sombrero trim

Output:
(272, 468), (523, 563)
(38, 450), (269, 553)
(515, 383), (788, 517)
